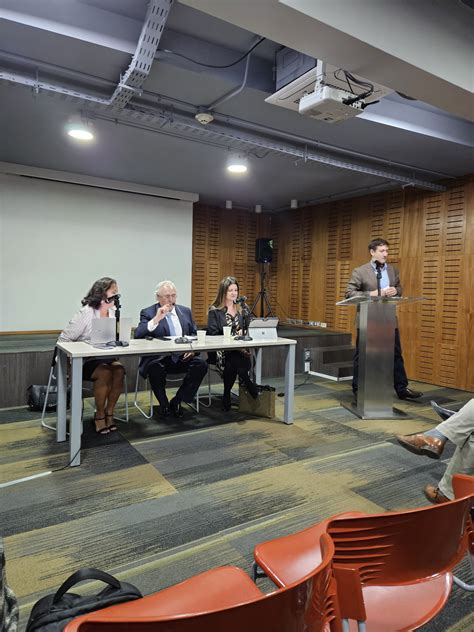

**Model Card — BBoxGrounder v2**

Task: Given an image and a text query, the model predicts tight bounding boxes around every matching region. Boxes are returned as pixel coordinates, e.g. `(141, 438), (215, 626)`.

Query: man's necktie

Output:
(166, 313), (180, 363)
(166, 313), (176, 336)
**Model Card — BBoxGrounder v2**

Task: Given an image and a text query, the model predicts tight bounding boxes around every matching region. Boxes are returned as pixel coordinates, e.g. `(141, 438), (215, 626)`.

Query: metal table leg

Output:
(283, 344), (295, 424)
(56, 349), (67, 442)
(69, 356), (83, 466)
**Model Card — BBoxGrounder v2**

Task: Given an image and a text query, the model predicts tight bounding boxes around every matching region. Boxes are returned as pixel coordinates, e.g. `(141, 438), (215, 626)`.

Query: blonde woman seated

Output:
(207, 276), (259, 411)
(59, 277), (125, 434)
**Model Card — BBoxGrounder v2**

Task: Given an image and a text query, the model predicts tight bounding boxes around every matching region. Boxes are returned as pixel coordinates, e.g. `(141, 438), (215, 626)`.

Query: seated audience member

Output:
(207, 276), (259, 412)
(59, 277), (125, 435)
(396, 398), (474, 503)
(135, 280), (207, 418)
(0, 537), (18, 632)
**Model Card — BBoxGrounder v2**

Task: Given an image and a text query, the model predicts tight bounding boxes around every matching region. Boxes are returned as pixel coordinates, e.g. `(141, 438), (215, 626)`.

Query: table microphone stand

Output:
(234, 303), (253, 341)
(113, 295), (129, 347)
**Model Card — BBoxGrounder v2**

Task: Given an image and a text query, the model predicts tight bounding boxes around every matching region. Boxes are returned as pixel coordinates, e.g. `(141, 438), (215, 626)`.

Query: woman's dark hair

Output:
(212, 276), (240, 310)
(82, 277), (117, 309)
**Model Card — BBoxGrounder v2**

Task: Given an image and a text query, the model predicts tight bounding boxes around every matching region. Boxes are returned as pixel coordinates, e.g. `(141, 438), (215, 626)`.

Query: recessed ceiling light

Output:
(226, 154), (248, 174)
(66, 115), (94, 141)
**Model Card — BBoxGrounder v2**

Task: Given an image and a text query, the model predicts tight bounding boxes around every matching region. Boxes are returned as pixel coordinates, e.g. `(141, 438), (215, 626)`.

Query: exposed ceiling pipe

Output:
(0, 67), (445, 190)
(205, 40), (253, 110)
(0, 50), (454, 181)
(86, 104), (445, 191)
(272, 180), (397, 211)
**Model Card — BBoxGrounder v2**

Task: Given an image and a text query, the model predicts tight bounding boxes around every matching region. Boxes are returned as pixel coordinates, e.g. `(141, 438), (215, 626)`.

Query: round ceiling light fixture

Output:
(66, 115), (95, 141)
(226, 153), (248, 174)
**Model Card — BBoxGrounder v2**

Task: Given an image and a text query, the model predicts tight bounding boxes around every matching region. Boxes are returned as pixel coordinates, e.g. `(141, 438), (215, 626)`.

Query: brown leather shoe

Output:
(424, 484), (450, 504)
(395, 433), (445, 459)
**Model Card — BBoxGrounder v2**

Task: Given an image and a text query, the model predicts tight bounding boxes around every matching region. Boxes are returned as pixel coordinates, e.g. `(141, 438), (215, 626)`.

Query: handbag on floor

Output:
(25, 568), (142, 632)
(27, 385), (70, 412)
(239, 384), (276, 418)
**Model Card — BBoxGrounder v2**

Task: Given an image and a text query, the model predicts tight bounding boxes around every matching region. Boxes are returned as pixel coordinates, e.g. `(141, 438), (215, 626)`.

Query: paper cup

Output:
(223, 326), (232, 338)
(196, 330), (207, 343)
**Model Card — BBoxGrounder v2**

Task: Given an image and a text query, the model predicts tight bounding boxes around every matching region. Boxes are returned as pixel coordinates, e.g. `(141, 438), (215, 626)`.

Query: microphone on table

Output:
(105, 294), (121, 304)
(233, 296), (247, 305)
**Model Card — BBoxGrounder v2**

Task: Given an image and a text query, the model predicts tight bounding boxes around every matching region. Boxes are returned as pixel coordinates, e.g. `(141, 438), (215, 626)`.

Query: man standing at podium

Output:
(346, 238), (422, 401)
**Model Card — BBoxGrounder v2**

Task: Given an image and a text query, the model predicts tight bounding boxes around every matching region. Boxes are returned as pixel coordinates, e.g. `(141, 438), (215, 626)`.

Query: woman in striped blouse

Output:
(59, 277), (125, 434)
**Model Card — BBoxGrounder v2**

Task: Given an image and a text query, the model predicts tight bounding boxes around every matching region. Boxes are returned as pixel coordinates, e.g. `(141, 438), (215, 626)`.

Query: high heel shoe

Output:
(105, 412), (117, 431)
(222, 393), (231, 412)
(94, 415), (109, 435)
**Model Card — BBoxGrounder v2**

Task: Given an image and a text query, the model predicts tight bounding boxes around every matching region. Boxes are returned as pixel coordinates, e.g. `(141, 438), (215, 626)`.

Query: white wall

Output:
(0, 174), (195, 331)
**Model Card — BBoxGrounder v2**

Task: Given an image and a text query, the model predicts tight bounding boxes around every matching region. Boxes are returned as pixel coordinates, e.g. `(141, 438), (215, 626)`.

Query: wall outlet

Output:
(320, 322), (327, 328)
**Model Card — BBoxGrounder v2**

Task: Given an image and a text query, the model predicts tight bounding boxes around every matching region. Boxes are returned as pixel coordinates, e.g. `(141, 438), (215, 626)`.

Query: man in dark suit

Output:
(135, 280), (207, 418)
(345, 238), (422, 401)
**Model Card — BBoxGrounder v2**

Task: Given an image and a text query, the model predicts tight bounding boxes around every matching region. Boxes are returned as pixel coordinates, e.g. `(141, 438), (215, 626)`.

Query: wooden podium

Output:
(337, 296), (423, 419)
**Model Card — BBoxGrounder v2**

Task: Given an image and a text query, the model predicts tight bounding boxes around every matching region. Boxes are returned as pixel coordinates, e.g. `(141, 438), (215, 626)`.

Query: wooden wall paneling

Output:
(458, 178), (474, 390)
(324, 209), (338, 328)
(192, 175), (474, 390)
(266, 215), (280, 317)
(301, 208), (313, 321)
(336, 200), (353, 331)
(309, 205), (330, 324)
(290, 209), (303, 318)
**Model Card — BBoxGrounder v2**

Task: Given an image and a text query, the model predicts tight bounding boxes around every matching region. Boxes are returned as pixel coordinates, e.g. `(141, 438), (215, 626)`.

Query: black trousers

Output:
(222, 350), (253, 396)
(146, 355), (208, 408)
(352, 328), (408, 395)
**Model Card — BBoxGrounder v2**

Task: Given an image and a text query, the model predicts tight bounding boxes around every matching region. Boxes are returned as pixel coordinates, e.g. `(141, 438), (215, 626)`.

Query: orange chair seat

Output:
(65, 566), (263, 630)
(347, 574), (453, 632)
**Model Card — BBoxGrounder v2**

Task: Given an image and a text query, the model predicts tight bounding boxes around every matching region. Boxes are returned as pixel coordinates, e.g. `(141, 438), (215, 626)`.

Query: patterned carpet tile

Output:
(1, 377), (472, 632)
(1, 462), (175, 537)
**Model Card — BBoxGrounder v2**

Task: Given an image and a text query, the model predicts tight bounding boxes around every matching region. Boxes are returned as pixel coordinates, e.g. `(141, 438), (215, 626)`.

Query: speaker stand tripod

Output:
(250, 263), (275, 317)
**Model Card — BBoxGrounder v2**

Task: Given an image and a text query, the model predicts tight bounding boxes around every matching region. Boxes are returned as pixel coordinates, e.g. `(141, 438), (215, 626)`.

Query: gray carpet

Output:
(0, 376), (472, 631)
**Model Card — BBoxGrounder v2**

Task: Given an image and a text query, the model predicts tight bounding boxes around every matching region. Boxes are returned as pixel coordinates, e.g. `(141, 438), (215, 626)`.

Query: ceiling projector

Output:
(298, 83), (364, 123)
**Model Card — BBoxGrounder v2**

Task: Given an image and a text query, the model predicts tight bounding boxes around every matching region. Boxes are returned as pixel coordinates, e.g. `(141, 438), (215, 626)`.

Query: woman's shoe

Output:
(222, 393), (231, 412)
(94, 415), (109, 435)
(105, 412), (118, 431)
(247, 382), (260, 400)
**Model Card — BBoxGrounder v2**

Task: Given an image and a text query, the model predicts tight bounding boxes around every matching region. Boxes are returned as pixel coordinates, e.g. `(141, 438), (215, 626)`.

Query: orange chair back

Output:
(452, 473), (474, 500)
(327, 496), (470, 587)
(452, 473), (474, 555)
(66, 534), (341, 632)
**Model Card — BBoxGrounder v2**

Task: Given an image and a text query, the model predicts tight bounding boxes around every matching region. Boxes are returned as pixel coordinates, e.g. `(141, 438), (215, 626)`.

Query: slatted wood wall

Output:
(192, 176), (474, 391)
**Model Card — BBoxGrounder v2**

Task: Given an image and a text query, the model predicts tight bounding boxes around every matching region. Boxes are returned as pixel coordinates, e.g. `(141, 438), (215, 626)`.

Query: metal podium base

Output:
(342, 402), (409, 420)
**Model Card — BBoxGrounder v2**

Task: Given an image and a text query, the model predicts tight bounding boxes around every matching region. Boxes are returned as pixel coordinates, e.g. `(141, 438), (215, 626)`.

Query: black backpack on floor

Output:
(26, 568), (142, 632)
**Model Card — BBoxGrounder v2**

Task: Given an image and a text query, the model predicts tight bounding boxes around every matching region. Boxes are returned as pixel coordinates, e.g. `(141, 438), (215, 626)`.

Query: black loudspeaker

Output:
(255, 238), (273, 263)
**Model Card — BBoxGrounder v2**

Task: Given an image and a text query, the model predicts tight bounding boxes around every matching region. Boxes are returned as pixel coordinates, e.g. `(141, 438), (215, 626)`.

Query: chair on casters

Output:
(41, 347), (129, 431)
(253, 498), (471, 632)
(452, 473), (474, 592)
(64, 533), (341, 632)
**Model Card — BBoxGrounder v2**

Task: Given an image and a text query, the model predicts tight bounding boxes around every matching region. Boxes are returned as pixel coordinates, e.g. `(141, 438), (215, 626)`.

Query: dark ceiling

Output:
(0, 0), (472, 210)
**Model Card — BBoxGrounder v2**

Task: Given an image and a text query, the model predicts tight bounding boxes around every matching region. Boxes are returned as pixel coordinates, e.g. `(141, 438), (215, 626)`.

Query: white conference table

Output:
(56, 335), (296, 466)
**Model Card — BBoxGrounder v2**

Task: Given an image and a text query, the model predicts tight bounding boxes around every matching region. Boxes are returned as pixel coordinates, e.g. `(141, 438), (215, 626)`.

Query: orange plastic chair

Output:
(254, 498), (471, 632)
(452, 473), (474, 592)
(64, 534), (342, 632)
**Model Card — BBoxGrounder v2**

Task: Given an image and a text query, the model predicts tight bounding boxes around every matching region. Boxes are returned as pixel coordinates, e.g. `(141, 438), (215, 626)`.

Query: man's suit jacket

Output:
(135, 303), (197, 376)
(345, 262), (402, 327)
(345, 262), (402, 298)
